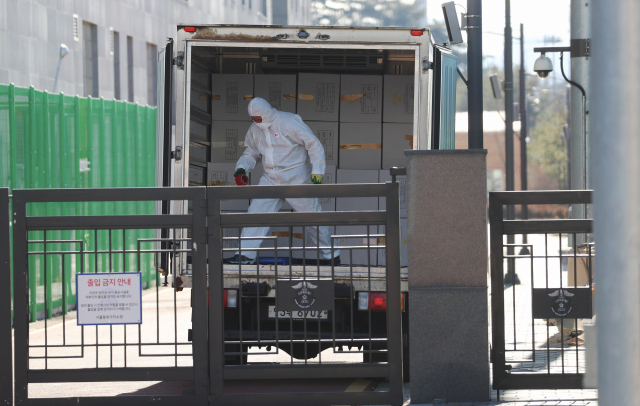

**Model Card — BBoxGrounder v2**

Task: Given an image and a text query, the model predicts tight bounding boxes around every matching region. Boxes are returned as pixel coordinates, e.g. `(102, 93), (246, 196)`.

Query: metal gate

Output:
(489, 190), (593, 391)
(4, 182), (403, 405)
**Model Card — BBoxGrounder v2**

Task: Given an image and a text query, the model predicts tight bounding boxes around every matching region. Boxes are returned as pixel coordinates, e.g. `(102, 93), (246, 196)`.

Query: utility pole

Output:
(504, 0), (518, 284)
(518, 23), (529, 253)
(570, 0), (591, 243)
(467, 0), (483, 149)
(592, 0), (640, 403)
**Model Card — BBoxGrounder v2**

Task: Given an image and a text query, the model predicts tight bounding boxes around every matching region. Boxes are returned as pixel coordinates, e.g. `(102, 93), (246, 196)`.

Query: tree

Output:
(527, 92), (568, 189)
(313, 0), (426, 28)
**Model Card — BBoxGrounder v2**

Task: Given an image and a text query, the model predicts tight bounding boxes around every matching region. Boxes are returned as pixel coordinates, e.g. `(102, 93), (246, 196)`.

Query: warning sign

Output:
(76, 273), (142, 325)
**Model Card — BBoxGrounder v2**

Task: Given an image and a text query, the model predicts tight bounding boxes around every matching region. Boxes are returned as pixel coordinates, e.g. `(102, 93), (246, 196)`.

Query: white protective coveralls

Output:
(235, 98), (340, 260)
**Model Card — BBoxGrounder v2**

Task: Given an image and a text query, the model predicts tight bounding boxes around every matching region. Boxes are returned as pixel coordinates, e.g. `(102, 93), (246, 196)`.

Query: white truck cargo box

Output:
(305, 121), (339, 166)
(339, 74), (383, 123)
(254, 74), (297, 113)
(382, 123), (413, 169)
(210, 120), (252, 164)
(383, 75), (415, 123)
(296, 73), (340, 122)
(211, 74), (254, 121)
(339, 122), (382, 170)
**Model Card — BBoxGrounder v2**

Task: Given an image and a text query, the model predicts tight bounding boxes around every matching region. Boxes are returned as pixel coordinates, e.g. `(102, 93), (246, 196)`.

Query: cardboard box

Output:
(210, 121), (252, 163)
(221, 221), (242, 260)
(305, 121), (339, 166)
(318, 165), (336, 212)
(382, 123), (413, 169)
(249, 163), (293, 210)
(335, 225), (380, 266)
(339, 74), (382, 122)
(383, 75), (414, 123)
(377, 218), (408, 267)
(290, 226), (338, 261)
(339, 123), (382, 170)
(207, 163), (250, 211)
(378, 170), (407, 218)
(254, 74), (297, 113)
(335, 169), (380, 265)
(211, 74), (254, 121)
(297, 73), (340, 122)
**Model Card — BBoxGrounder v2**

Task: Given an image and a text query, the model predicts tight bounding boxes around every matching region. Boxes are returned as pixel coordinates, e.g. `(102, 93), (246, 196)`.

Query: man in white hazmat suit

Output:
(225, 97), (341, 265)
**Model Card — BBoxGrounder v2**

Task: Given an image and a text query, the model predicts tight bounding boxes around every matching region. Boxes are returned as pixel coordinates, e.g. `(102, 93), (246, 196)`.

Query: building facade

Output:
(0, 0), (312, 106)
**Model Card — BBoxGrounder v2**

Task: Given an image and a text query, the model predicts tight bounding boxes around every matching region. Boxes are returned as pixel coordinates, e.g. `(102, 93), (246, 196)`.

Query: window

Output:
(113, 31), (120, 100)
(82, 22), (98, 97)
(146, 43), (158, 106)
(127, 36), (134, 102)
(73, 14), (80, 41)
(260, 0), (267, 15)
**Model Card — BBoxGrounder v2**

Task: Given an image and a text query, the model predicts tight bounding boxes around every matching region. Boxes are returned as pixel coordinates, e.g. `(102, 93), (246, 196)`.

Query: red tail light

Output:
(370, 292), (387, 310)
(411, 30), (423, 36)
(184, 26), (196, 33)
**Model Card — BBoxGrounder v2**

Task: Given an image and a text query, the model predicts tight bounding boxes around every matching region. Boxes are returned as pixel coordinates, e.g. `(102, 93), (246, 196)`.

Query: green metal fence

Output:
(0, 83), (158, 322)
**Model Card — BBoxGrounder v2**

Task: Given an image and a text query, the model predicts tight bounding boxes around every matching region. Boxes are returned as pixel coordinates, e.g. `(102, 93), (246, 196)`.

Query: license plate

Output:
(268, 306), (328, 319)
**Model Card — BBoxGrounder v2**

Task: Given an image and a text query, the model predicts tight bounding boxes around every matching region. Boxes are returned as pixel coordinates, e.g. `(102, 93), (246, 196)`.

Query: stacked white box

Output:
(305, 121), (339, 166)
(249, 163), (293, 210)
(291, 226), (337, 262)
(377, 219), (408, 267)
(338, 123), (382, 170)
(211, 74), (254, 121)
(335, 169), (380, 266)
(382, 123), (413, 169)
(254, 74), (297, 113)
(207, 163), (250, 211)
(221, 221), (241, 260)
(339, 74), (382, 123)
(297, 73), (340, 122)
(318, 165), (337, 212)
(210, 121), (252, 164)
(383, 75), (414, 123)
(378, 170), (407, 219)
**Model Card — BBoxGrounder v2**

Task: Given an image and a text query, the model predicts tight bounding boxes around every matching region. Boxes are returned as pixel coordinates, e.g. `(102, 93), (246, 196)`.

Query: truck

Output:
(155, 24), (457, 382)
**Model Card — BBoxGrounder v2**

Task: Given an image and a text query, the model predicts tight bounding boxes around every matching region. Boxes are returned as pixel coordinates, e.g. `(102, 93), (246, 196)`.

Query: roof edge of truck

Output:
(177, 24), (428, 31)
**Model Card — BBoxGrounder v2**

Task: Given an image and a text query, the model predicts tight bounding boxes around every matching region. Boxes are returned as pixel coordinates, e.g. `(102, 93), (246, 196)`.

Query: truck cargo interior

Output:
(187, 46), (416, 187)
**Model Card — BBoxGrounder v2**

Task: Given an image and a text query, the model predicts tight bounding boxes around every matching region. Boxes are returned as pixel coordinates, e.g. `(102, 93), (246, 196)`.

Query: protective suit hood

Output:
(248, 98), (278, 130)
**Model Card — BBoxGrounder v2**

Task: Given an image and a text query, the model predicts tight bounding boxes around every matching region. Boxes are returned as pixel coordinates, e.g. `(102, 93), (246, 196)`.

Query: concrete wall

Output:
(0, 0), (311, 106)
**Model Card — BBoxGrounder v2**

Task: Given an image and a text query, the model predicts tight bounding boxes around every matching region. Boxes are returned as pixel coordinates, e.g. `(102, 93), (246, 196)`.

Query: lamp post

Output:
(53, 44), (69, 93)
(533, 46), (588, 195)
(503, 0), (520, 285)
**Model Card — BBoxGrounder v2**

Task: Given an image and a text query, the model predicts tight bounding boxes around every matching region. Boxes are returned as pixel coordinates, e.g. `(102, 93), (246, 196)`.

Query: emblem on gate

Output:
(291, 281), (317, 309)
(548, 289), (575, 317)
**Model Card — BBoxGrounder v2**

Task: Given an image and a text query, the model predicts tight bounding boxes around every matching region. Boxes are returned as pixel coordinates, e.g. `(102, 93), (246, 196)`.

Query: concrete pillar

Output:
(406, 150), (489, 403)
(570, 0), (591, 241)
(591, 0), (640, 404)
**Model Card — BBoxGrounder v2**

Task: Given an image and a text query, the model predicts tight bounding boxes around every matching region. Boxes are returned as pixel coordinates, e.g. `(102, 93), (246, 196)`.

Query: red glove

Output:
(234, 168), (249, 185)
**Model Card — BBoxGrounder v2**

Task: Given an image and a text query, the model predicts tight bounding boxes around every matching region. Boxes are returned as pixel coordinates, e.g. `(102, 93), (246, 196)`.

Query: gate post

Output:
(0, 188), (12, 405)
(405, 150), (490, 402)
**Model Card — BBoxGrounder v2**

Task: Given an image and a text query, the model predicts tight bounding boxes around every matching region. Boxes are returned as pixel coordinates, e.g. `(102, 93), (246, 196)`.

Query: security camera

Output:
(533, 53), (553, 78)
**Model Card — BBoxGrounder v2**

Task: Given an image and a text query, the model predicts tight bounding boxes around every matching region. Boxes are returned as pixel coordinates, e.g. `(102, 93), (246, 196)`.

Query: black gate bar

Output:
(0, 188), (12, 406)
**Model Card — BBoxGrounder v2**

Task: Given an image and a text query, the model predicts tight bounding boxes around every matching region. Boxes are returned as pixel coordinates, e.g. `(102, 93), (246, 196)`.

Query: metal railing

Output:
(6, 181), (404, 406)
(489, 190), (593, 391)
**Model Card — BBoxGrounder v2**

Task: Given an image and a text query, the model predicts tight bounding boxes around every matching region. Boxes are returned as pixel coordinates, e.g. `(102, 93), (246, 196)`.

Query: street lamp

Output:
(53, 43), (69, 93)
(533, 45), (588, 192)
